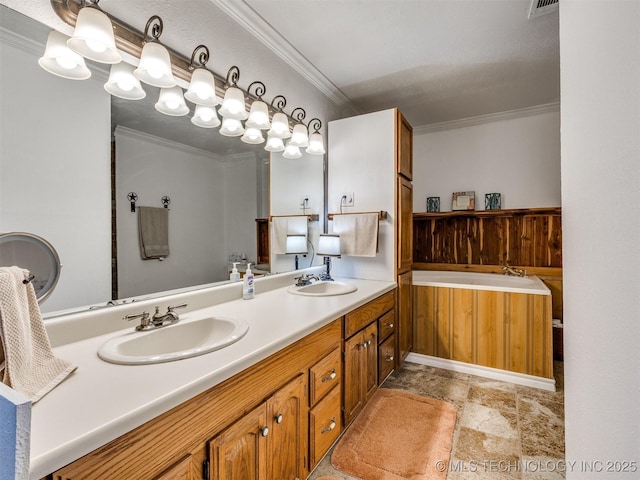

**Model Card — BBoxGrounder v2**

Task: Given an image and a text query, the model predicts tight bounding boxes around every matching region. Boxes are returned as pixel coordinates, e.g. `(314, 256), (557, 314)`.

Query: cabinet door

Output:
(343, 332), (364, 426)
(398, 271), (413, 365)
(267, 374), (308, 480)
(153, 455), (196, 480)
(209, 403), (268, 480)
(397, 110), (413, 180)
(398, 176), (413, 274)
(363, 322), (378, 403)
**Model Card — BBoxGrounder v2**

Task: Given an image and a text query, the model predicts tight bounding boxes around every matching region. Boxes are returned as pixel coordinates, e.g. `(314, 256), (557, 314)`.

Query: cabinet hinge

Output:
(202, 458), (210, 480)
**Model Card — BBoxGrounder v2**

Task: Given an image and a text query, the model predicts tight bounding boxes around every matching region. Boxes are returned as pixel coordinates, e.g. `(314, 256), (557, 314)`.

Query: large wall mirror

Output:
(0, 4), (325, 316)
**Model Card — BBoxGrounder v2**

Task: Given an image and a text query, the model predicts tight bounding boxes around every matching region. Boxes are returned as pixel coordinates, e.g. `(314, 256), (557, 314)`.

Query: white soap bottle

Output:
(242, 263), (255, 299)
(230, 262), (240, 282)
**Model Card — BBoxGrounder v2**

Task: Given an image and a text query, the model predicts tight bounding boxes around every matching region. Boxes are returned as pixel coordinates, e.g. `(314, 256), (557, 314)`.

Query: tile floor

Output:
(309, 361), (565, 480)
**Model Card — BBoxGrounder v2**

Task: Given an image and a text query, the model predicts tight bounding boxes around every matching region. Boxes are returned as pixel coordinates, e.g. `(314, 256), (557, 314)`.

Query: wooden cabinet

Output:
(342, 291), (395, 426)
(209, 377), (308, 480)
(397, 110), (413, 180)
(309, 378), (341, 468)
(398, 174), (413, 275)
(154, 455), (197, 480)
(397, 270), (412, 365)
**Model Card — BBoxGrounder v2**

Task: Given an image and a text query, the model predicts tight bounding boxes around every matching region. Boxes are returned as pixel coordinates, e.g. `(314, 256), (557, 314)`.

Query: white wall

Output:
(327, 109), (396, 282)
(560, 1), (640, 477)
(0, 30), (111, 313)
(270, 151), (324, 273)
(413, 110), (561, 212)
(115, 127), (229, 298)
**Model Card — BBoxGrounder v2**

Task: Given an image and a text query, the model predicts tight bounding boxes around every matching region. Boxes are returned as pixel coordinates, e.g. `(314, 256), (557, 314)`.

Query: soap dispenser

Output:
(230, 262), (240, 282)
(242, 263), (255, 300)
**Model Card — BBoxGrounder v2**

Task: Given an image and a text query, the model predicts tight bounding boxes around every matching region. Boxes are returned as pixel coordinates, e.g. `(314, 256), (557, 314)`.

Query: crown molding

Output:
(414, 102), (560, 135)
(114, 125), (225, 163)
(210, 0), (354, 108)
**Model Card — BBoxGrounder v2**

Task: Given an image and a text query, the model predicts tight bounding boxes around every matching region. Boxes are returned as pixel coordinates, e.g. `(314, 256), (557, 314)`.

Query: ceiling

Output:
(224, 0), (560, 128)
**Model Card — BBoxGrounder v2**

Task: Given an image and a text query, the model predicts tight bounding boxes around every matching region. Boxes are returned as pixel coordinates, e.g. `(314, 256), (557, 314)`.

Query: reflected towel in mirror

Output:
(271, 216), (308, 254)
(138, 206), (169, 260)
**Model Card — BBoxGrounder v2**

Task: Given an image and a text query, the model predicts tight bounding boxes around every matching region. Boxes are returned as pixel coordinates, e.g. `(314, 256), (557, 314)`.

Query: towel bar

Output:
(269, 214), (319, 222)
(327, 211), (387, 221)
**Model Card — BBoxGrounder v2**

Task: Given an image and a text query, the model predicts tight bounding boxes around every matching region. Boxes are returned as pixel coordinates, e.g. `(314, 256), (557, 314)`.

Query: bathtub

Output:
(412, 270), (550, 296)
(411, 270), (554, 389)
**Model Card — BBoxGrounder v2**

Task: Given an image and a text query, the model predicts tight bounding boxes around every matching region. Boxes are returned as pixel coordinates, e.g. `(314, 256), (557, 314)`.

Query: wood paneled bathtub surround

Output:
(413, 207), (562, 271)
(413, 284), (553, 379)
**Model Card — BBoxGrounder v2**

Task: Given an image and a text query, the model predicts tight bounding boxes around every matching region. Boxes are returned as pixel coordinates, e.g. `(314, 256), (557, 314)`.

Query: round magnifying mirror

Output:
(0, 232), (62, 304)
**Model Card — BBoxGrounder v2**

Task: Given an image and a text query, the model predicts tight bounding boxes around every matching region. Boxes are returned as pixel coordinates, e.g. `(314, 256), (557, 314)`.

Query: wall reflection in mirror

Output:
(0, 5), (325, 316)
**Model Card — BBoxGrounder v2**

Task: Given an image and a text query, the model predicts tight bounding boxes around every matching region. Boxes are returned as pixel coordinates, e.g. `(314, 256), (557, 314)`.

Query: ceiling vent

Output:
(528, 0), (559, 19)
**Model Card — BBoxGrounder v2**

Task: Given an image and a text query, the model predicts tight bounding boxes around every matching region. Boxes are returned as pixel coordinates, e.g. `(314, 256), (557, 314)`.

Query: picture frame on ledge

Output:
(426, 196), (440, 212)
(485, 193), (502, 210)
(452, 191), (475, 211)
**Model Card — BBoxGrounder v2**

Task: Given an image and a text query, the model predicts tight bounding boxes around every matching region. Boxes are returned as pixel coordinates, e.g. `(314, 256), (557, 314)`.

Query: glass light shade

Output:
(267, 112), (291, 138)
(241, 127), (265, 144)
(317, 234), (341, 256)
(282, 143), (302, 159)
(285, 235), (308, 254)
(218, 86), (248, 120)
(245, 100), (270, 129)
(134, 41), (176, 88)
(155, 86), (189, 116)
(38, 30), (91, 80)
(185, 68), (221, 106)
(104, 62), (145, 100)
(219, 117), (245, 137)
(264, 135), (285, 152)
(305, 132), (326, 155)
(191, 105), (221, 128)
(67, 6), (121, 64)
(288, 123), (309, 148)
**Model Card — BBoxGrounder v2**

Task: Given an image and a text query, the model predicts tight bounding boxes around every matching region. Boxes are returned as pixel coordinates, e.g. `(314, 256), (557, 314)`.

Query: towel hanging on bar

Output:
(332, 213), (379, 257)
(138, 206), (169, 260)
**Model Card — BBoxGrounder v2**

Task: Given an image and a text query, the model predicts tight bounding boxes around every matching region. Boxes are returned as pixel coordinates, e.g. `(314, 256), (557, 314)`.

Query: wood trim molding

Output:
(412, 263), (563, 278)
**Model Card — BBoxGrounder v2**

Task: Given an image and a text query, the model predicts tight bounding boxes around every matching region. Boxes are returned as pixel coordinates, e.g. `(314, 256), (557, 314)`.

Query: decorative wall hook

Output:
(127, 192), (138, 212)
(161, 196), (171, 208)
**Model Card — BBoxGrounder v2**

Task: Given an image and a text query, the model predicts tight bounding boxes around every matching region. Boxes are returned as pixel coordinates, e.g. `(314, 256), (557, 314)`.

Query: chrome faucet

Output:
(502, 263), (527, 277)
(124, 303), (187, 331)
(294, 274), (319, 287)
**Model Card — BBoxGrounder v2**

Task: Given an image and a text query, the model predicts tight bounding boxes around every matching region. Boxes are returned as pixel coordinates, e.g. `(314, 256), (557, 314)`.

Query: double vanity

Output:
(31, 270), (397, 479)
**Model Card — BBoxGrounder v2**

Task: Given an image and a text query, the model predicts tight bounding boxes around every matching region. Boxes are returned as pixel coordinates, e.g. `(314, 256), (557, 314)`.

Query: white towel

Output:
(0, 266), (76, 403)
(271, 216), (308, 254)
(138, 206), (169, 260)
(332, 213), (379, 257)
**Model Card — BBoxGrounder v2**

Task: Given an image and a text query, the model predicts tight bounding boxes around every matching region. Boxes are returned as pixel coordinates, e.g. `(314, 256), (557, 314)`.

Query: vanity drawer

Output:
(309, 347), (341, 406)
(345, 290), (395, 338)
(309, 385), (342, 468)
(378, 334), (396, 382)
(378, 309), (395, 343)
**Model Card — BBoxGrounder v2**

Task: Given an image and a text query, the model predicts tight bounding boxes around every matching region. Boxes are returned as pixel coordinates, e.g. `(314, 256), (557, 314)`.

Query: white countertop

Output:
(29, 275), (396, 479)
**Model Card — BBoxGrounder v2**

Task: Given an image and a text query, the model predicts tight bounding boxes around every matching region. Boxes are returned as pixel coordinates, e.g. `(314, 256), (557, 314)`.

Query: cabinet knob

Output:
(385, 323), (394, 328)
(321, 417), (336, 434)
(321, 369), (337, 382)
(260, 426), (269, 437)
(385, 355), (394, 362)
(275, 413), (283, 424)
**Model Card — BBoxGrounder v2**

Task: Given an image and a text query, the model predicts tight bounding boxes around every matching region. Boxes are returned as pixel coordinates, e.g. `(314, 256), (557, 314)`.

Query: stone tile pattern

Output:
(309, 361), (565, 480)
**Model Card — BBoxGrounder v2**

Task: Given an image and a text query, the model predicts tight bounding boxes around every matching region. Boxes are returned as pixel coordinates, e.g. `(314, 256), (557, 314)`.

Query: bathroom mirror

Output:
(0, 5), (325, 315)
(0, 232), (62, 303)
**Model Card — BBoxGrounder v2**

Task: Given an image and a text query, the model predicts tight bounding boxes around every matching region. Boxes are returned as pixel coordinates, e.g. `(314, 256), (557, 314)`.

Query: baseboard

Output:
(405, 353), (556, 392)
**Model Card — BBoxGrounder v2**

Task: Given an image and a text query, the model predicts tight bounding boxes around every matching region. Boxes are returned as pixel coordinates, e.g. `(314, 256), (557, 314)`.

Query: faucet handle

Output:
(167, 303), (187, 312)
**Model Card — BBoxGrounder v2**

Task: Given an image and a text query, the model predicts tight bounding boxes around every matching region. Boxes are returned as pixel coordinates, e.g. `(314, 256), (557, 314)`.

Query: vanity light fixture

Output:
(305, 118), (326, 155)
(219, 117), (245, 137)
(288, 108), (309, 148)
(184, 45), (221, 107)
(241, 127), (265, 144)
(38, 30), (91, 80)
(264, 135), (285, 152)
(191, 105), (221, 128)
(282, 143), (302, 159)
(104, 62), (146, 100)
(317, 234), (341, 281)
(155, 86), (189, 116)
(67, 0), (121, 64)
(267, 95), (291, 139)
(133, 16), (177, 88)
(245, 81), (271, 130)
(219, 66), (248, 120)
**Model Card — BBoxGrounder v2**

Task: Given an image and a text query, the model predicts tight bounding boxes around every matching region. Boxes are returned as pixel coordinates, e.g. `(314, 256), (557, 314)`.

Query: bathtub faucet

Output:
(502, 263), (527, 277)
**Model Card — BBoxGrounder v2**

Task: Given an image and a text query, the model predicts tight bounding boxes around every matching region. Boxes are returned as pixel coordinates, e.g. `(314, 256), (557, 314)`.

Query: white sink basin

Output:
(98, 316), (249, 365)
(287, 281), (357, 297)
